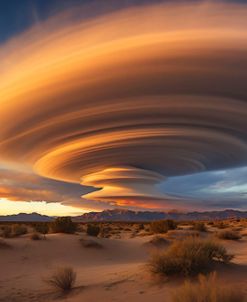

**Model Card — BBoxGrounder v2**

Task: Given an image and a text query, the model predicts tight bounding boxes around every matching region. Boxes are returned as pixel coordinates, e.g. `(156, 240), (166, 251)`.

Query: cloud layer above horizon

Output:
(0, 1), (247, 211)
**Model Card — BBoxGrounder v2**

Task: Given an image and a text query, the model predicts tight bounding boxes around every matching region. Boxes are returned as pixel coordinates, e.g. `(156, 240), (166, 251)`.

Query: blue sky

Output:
(161, 167), (247, 210)
(2, 0), (246, 43)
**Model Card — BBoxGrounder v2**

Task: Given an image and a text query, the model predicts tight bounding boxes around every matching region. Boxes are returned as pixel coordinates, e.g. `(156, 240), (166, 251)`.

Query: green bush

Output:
(150, 220), (177, 234)
(86, 224), (100, 237)
(51, 217), (77, 234)
(172, 272), (245, 302)
(149, 237), (233, 277)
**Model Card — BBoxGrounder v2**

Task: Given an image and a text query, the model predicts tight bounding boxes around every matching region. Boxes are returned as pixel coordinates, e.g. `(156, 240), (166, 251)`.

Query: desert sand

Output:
(0, 224), (247, 302)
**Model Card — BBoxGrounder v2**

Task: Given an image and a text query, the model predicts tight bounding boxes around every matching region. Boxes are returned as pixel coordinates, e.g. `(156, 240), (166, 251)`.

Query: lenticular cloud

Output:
(0, 2), (247, 209)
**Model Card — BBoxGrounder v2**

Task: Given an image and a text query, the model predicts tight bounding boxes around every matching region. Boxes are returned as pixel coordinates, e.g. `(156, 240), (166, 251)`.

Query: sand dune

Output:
(0, 229), (247, 302)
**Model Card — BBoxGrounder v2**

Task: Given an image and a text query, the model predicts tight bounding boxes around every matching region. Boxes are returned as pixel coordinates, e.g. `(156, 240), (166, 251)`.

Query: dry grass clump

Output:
(30, 232), (42, 240)
(192, 222), (207, 232)
(51, 217), (77, 234)
(150, 220), (177, 234)
(231, 226), (244, 232)
(139, 223), (145, 230)
(80, 238), (103, 249)
(46, 267), (76, 292)
(214, 221), (228, 229)
(217, 229), (241, 240)
(100, 227), (111, 238)
(172, 272), (245, 302)
(0, 225), (12, 238)
(149, 237), (233, 277)
(12, 224), (28, 237)
(86, 224), (100, 237)
(148, 236), (169, 248)
(0, 224), (28, 238)
(166, 230), (199, 241)
(33, 222), (49, 238)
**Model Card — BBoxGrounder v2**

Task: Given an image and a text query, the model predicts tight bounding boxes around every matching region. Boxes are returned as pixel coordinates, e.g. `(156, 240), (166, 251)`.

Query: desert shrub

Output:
(192, 222), (207, 232)
(12, 225), (28, 237)
(166, 230), (199, 240)
(149, 237), (233, 277)
(30, 232), (41, 240)
(76, 223), (88, 233)
(0, 225), (28, 238)
(34, 223), (49, 238)
(86, 224), (100, 237)
(46, 267), (76, 292)
(80, 238), (103, 249)
(150, 220), (177, 234)
(172, 272), (245, 302)
(0, 225), (12, 238)
(100, 227), (111, 238)
(149, 236), (169, 247)
(139, 223), (145, 230)
(214, 221), (228, 229)
(124, 227), (131, 231)
(51, 217), (77, 234)
(217, 230), (241, 240)
(232, 226), (243, 232)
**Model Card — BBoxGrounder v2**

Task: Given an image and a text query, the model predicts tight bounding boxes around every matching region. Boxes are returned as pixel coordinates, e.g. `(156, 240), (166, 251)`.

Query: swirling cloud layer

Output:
(0, 2), (247, 209)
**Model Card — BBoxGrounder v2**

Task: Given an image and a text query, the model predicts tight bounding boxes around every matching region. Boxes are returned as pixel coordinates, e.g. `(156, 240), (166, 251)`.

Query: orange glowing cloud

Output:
(0, 2), (247, 209)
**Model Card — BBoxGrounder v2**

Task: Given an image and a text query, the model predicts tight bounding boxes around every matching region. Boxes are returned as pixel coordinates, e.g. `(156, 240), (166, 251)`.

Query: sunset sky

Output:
(0, 0), (246, 216)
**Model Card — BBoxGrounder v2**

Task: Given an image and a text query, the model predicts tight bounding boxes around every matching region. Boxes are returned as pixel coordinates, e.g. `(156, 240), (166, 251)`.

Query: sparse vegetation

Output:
(172, 272), (245, 302)
(46, 267), (76, 292)
(0, 224), (28, 238)
(214, 221), (228, 229)
(149, 237), (233, 277)
(148, 236), (169, 248)
(12, 225), (28, 237)
(139, 223), (145, 230)
(30, 232), (42, 240)
(0, 225), (12, 238)
(51, 217), (77, 234)
(217, 229), (241, 240)
(192, 222), (207, 232)
(80, 238), (103, 249)
(150, 220), (177, 234)
(86, 224), (100, 237)
(34, 223), (49, 238)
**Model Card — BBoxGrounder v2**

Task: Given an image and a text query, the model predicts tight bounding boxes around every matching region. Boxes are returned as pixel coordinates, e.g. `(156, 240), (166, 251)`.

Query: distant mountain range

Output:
(72, 209), (247, 222)
(0, 209), (246, 222)
(0, 212), (53, 222)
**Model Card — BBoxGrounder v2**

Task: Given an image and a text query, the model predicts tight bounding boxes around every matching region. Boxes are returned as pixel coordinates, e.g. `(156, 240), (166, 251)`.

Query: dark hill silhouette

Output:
(0, 209), (246, 222)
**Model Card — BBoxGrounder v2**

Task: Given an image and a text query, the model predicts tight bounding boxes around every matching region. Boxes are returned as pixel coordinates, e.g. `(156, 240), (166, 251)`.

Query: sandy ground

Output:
(0, 229), (247, 302)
